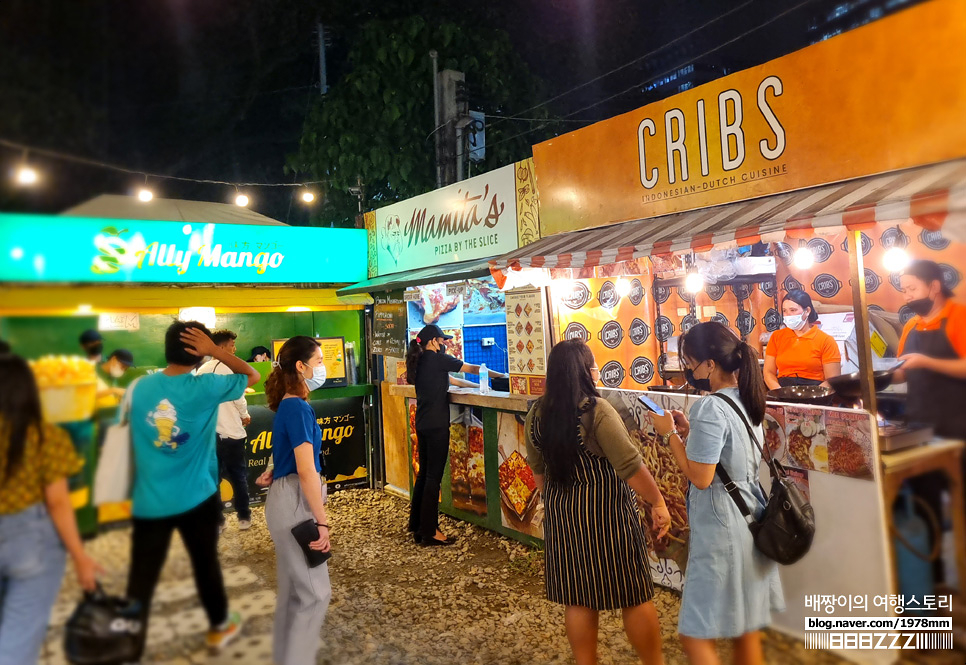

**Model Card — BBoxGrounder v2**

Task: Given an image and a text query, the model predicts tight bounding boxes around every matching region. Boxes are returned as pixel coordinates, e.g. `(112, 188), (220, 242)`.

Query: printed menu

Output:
(506, 288), (548, 395)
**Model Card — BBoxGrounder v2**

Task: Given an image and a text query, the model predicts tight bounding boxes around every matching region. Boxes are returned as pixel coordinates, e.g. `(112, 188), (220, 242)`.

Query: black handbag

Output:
(64, 585), (144, 665)
(291, 519), (333, 568)
(709, 393), (816, 565)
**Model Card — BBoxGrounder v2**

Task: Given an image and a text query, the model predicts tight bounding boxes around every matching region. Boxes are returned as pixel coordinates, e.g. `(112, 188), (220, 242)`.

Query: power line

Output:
(0, 137), (330, 188)
(483, 113), (590, 124)
(488, 0), (758, 129)
(482, 0), (817, 153)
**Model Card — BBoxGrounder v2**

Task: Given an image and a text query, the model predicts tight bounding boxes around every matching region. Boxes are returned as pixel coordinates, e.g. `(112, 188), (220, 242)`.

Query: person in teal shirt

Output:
(126, 321), (259, 658)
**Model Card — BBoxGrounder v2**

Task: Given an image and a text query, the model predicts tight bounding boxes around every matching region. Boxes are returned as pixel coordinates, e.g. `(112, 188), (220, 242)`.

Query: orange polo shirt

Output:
(766, 325), (841, 382)
(897, 301), (966, 357)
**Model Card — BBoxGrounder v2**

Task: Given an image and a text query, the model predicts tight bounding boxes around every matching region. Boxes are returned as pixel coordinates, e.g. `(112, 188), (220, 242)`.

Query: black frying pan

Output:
(766, 385), (836, 405)
(826, 361), (905, 399)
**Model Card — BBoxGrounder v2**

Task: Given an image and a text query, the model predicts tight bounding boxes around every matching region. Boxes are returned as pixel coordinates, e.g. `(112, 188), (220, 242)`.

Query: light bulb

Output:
(615, 278), (632, 298)
(883, 247), (911, 273)
(235, 194), (250, 207)
(301, 191), (316, 203)
(684, 272), (705, 294)
(137, 188), (154, 202)
(16, 166), (38, 186)
(793, 247), (815, 270)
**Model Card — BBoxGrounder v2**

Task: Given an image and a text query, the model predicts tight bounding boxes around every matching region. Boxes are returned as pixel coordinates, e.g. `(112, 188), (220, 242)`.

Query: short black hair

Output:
(782, 289), (819, 323)
(903, 259), (954, 298)
(211, 329), (237, 346)
(165, 320), (211, 366)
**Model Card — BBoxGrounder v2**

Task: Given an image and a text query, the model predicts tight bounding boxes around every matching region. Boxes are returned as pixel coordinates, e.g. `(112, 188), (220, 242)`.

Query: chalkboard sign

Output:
(373, 290), (407, 356)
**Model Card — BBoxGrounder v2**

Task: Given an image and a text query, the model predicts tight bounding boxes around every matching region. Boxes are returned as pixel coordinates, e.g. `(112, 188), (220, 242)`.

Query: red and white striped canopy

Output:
(490, 160), (966, 273)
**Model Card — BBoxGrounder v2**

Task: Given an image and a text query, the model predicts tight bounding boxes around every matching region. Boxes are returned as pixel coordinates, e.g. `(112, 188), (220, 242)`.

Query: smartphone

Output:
(637, 394), (665, 417)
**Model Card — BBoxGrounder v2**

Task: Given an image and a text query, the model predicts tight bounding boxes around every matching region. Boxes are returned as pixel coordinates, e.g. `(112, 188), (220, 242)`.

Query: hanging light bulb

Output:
(15, 165), (38, 186)
(615, 278), (632, 298)
(301, 190), (316, 204)
(684, 272), (705, 294)
(883, 247), (911, 273)
(137, 188), (154, 202)
(793, 246), (815, 270)
(235, 193), (250, 207)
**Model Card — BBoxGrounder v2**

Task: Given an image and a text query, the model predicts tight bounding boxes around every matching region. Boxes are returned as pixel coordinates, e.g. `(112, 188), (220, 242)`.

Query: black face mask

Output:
(684, 367), (712, 393)
(907, 297), (934, 317)
(85, 342), (103, 357)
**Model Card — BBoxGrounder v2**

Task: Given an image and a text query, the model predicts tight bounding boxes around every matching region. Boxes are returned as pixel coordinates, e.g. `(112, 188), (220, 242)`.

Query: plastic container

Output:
(478, 363), (490, 395)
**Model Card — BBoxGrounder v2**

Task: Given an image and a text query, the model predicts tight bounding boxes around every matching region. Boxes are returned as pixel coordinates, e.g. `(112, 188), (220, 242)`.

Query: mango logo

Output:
(321, 425), (353, 446)
(250, 430), (273, 455)
(92, 227), (130, 274)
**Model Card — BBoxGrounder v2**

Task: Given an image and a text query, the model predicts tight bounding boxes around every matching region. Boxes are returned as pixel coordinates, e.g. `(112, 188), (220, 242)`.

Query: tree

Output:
(291, 15), (559, 227)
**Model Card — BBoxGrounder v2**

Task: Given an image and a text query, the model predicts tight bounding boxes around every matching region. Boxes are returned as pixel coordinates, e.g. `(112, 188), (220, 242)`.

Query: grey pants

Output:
(265, 475), (331, 665)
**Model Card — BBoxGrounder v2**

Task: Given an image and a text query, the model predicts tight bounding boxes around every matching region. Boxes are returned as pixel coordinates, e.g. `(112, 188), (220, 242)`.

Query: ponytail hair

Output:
(405, 337), (429, 384)
(680, 322), (766, 425)
(265, 336), (318, 412)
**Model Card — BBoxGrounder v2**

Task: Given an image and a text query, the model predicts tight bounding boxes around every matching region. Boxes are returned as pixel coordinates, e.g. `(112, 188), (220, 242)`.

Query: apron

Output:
(903, 319), (966, 439)
(778, 376), (822, 387)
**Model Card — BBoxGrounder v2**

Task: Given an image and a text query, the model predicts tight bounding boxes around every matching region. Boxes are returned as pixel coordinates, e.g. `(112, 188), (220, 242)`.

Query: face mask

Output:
(86, 342), (103, 357)
(303, 363), (326, 382)
(684, 366), (712, 393)
(907, 297), (934, 317)
(109, 365), (125, 379)
(783, 314), (807, 330)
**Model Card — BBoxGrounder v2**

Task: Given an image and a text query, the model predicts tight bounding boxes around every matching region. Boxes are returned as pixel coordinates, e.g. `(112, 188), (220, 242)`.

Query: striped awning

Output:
(491, 160), (966, 272)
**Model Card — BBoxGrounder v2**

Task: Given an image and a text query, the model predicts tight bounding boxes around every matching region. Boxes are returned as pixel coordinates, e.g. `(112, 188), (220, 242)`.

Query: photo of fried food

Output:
(632, 429), (689, 555)
(449, 421), (469, 491)
(499, 451), (538, 520)
(828, 435), (870, 477)
(787, 429), (814, 470)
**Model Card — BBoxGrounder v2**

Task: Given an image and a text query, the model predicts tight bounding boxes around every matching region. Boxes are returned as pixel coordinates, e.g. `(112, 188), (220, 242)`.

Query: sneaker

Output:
(218, 522), (226, 535)
(206, 610), (242, 653)
(237, 519), (251, 531)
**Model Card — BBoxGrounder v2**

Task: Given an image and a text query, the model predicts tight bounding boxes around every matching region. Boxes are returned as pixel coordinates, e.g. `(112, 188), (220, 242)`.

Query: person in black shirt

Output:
(406, 324), (507, 546)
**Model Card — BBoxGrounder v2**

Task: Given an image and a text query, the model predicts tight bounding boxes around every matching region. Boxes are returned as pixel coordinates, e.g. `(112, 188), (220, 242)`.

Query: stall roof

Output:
(337, 257), (494, 296)
(62, 195), (288, 226)
(490, 160), (966, 272)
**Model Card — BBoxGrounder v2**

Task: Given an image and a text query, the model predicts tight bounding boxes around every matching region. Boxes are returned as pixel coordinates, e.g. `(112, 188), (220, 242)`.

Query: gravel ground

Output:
(42, 490), (958, 664)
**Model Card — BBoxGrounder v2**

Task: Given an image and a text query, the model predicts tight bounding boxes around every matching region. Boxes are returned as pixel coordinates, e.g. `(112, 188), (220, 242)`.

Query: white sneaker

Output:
(238, 519), (251, 531)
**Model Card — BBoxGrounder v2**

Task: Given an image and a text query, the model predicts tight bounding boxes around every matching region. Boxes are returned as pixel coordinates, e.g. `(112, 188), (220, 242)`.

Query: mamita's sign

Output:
(532, 0), (966, 236)
(0, 214), (367, 284)
(374, 164), (518, 275)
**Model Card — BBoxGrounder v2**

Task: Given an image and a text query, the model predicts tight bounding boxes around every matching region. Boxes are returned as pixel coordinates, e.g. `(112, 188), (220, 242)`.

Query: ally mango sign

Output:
(0, 214), (367, 284)
(374, 164), (519, 276)
(532, 0), (966, 236)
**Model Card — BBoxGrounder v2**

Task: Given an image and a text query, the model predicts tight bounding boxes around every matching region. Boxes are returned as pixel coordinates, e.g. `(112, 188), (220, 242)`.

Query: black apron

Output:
(778, 376), (822, 387)
(903, 319), (966, 439)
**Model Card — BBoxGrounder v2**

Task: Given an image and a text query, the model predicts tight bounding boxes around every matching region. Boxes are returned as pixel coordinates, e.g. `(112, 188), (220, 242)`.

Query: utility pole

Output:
(317, 21), (329, 94)
(431, 51), (442, 188)
(437, 69), (466, 186)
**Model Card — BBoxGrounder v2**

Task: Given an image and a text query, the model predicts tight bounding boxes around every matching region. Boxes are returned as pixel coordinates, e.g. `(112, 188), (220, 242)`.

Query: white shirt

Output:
(197, 359), (251, 439)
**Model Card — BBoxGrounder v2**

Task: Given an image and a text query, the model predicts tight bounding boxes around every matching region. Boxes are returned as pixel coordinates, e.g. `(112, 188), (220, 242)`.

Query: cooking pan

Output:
(766, 385), (836, 405)
(826, 361), (905, 399)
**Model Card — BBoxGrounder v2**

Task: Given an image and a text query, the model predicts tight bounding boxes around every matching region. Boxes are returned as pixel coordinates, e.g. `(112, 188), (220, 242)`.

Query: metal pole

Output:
(317, 21), (328, 94)
(847, 229), (878, 414)
(431, 50), (442, 188)
(456, 124), (464, 182)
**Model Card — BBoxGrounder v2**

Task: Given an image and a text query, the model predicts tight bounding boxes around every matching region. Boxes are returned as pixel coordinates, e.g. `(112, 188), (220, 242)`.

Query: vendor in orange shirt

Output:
(894, 260), (966, 439)
(764, 289), (841, 390)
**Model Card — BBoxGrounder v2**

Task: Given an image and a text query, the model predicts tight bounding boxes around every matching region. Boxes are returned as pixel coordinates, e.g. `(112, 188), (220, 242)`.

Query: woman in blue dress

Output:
(650, 322), (784, 665)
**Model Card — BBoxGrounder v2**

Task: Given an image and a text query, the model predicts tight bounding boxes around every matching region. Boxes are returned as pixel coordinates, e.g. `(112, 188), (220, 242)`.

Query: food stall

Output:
(0, 204), (372, 532)
(337, 159), (552, 542)
(484, 2), (966, 661)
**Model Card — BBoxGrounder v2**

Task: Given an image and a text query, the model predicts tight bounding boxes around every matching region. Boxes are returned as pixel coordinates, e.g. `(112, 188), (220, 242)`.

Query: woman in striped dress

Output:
(525, 340), (670, 665)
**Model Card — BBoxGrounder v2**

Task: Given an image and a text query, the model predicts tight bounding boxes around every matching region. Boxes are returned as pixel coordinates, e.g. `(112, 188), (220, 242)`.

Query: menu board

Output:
(372, 291), (407, 357)
(272, 336), (347, 387)
(506, 288), (549, 396)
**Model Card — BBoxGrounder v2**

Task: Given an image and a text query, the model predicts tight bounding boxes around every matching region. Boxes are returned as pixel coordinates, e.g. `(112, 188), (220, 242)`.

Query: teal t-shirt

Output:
(130, 371), (248, 518)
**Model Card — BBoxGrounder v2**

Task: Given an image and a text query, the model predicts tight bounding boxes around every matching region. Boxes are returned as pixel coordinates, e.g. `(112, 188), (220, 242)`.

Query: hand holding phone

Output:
(637, 394), (665, 417)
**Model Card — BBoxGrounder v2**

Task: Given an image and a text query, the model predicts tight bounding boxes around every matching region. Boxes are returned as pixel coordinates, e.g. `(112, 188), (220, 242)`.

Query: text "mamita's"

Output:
(136, 242), (284, 275)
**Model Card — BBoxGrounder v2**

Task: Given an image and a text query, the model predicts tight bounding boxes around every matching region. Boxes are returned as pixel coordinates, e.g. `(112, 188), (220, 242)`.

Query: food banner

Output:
(775, 221), (966, 329)
(552, 275), (662, 389)
(497, 412), (543, 538)
(238, 398), (368, 509)
(449, 407), (487, 515)
(462, 276), (506, 325)
(407, 283), (464, 328)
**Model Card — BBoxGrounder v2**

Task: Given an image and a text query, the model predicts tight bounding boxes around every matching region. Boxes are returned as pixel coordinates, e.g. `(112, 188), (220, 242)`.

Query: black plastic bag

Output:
(64, 585), (144, 665)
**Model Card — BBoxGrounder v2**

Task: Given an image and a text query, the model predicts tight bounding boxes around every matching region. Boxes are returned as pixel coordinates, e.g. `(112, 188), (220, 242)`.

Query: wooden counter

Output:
(387, 384), (535, 413)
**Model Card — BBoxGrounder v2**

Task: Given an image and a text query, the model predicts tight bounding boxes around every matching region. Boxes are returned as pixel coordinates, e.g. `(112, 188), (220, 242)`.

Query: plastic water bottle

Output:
(479, 363), (490, 395)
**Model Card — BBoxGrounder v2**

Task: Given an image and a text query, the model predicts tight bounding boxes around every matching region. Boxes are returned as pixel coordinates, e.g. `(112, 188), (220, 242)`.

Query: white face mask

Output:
(783, 313), (808, 330)
(302, 362), (326, 382)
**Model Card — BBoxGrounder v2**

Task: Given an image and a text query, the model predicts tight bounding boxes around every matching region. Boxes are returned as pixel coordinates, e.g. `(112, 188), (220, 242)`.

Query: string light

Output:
(615, 278), (632, 298)
(137, 188), (154, 202)
(793, 246), (815, 270)
(301, 190), (316, 204)
(684, 272), (705, 294)
(883, 247), (911, 272)
(234, 192), (250, 207)
(15, 165), (38, 186)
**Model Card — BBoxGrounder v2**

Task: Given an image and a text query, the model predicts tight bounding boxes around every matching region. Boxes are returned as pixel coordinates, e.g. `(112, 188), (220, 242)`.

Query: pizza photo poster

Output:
(497, 412), (543, 538)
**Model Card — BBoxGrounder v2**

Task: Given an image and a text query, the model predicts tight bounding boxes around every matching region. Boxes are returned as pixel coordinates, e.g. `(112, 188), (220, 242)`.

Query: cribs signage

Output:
(0, 214), (367, 284)
(531, 0), (966, 235)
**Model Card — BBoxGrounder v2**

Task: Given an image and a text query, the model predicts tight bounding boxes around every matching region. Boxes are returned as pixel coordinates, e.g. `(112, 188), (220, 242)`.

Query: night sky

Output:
(0, 0), (922, 223)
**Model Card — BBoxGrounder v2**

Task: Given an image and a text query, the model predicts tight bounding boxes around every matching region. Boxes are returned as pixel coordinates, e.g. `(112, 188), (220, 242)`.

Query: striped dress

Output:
(530, 402), (655, 610)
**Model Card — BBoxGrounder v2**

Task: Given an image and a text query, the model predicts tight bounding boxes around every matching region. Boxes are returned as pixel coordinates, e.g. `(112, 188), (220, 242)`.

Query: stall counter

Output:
(388, 384), (533, 413)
